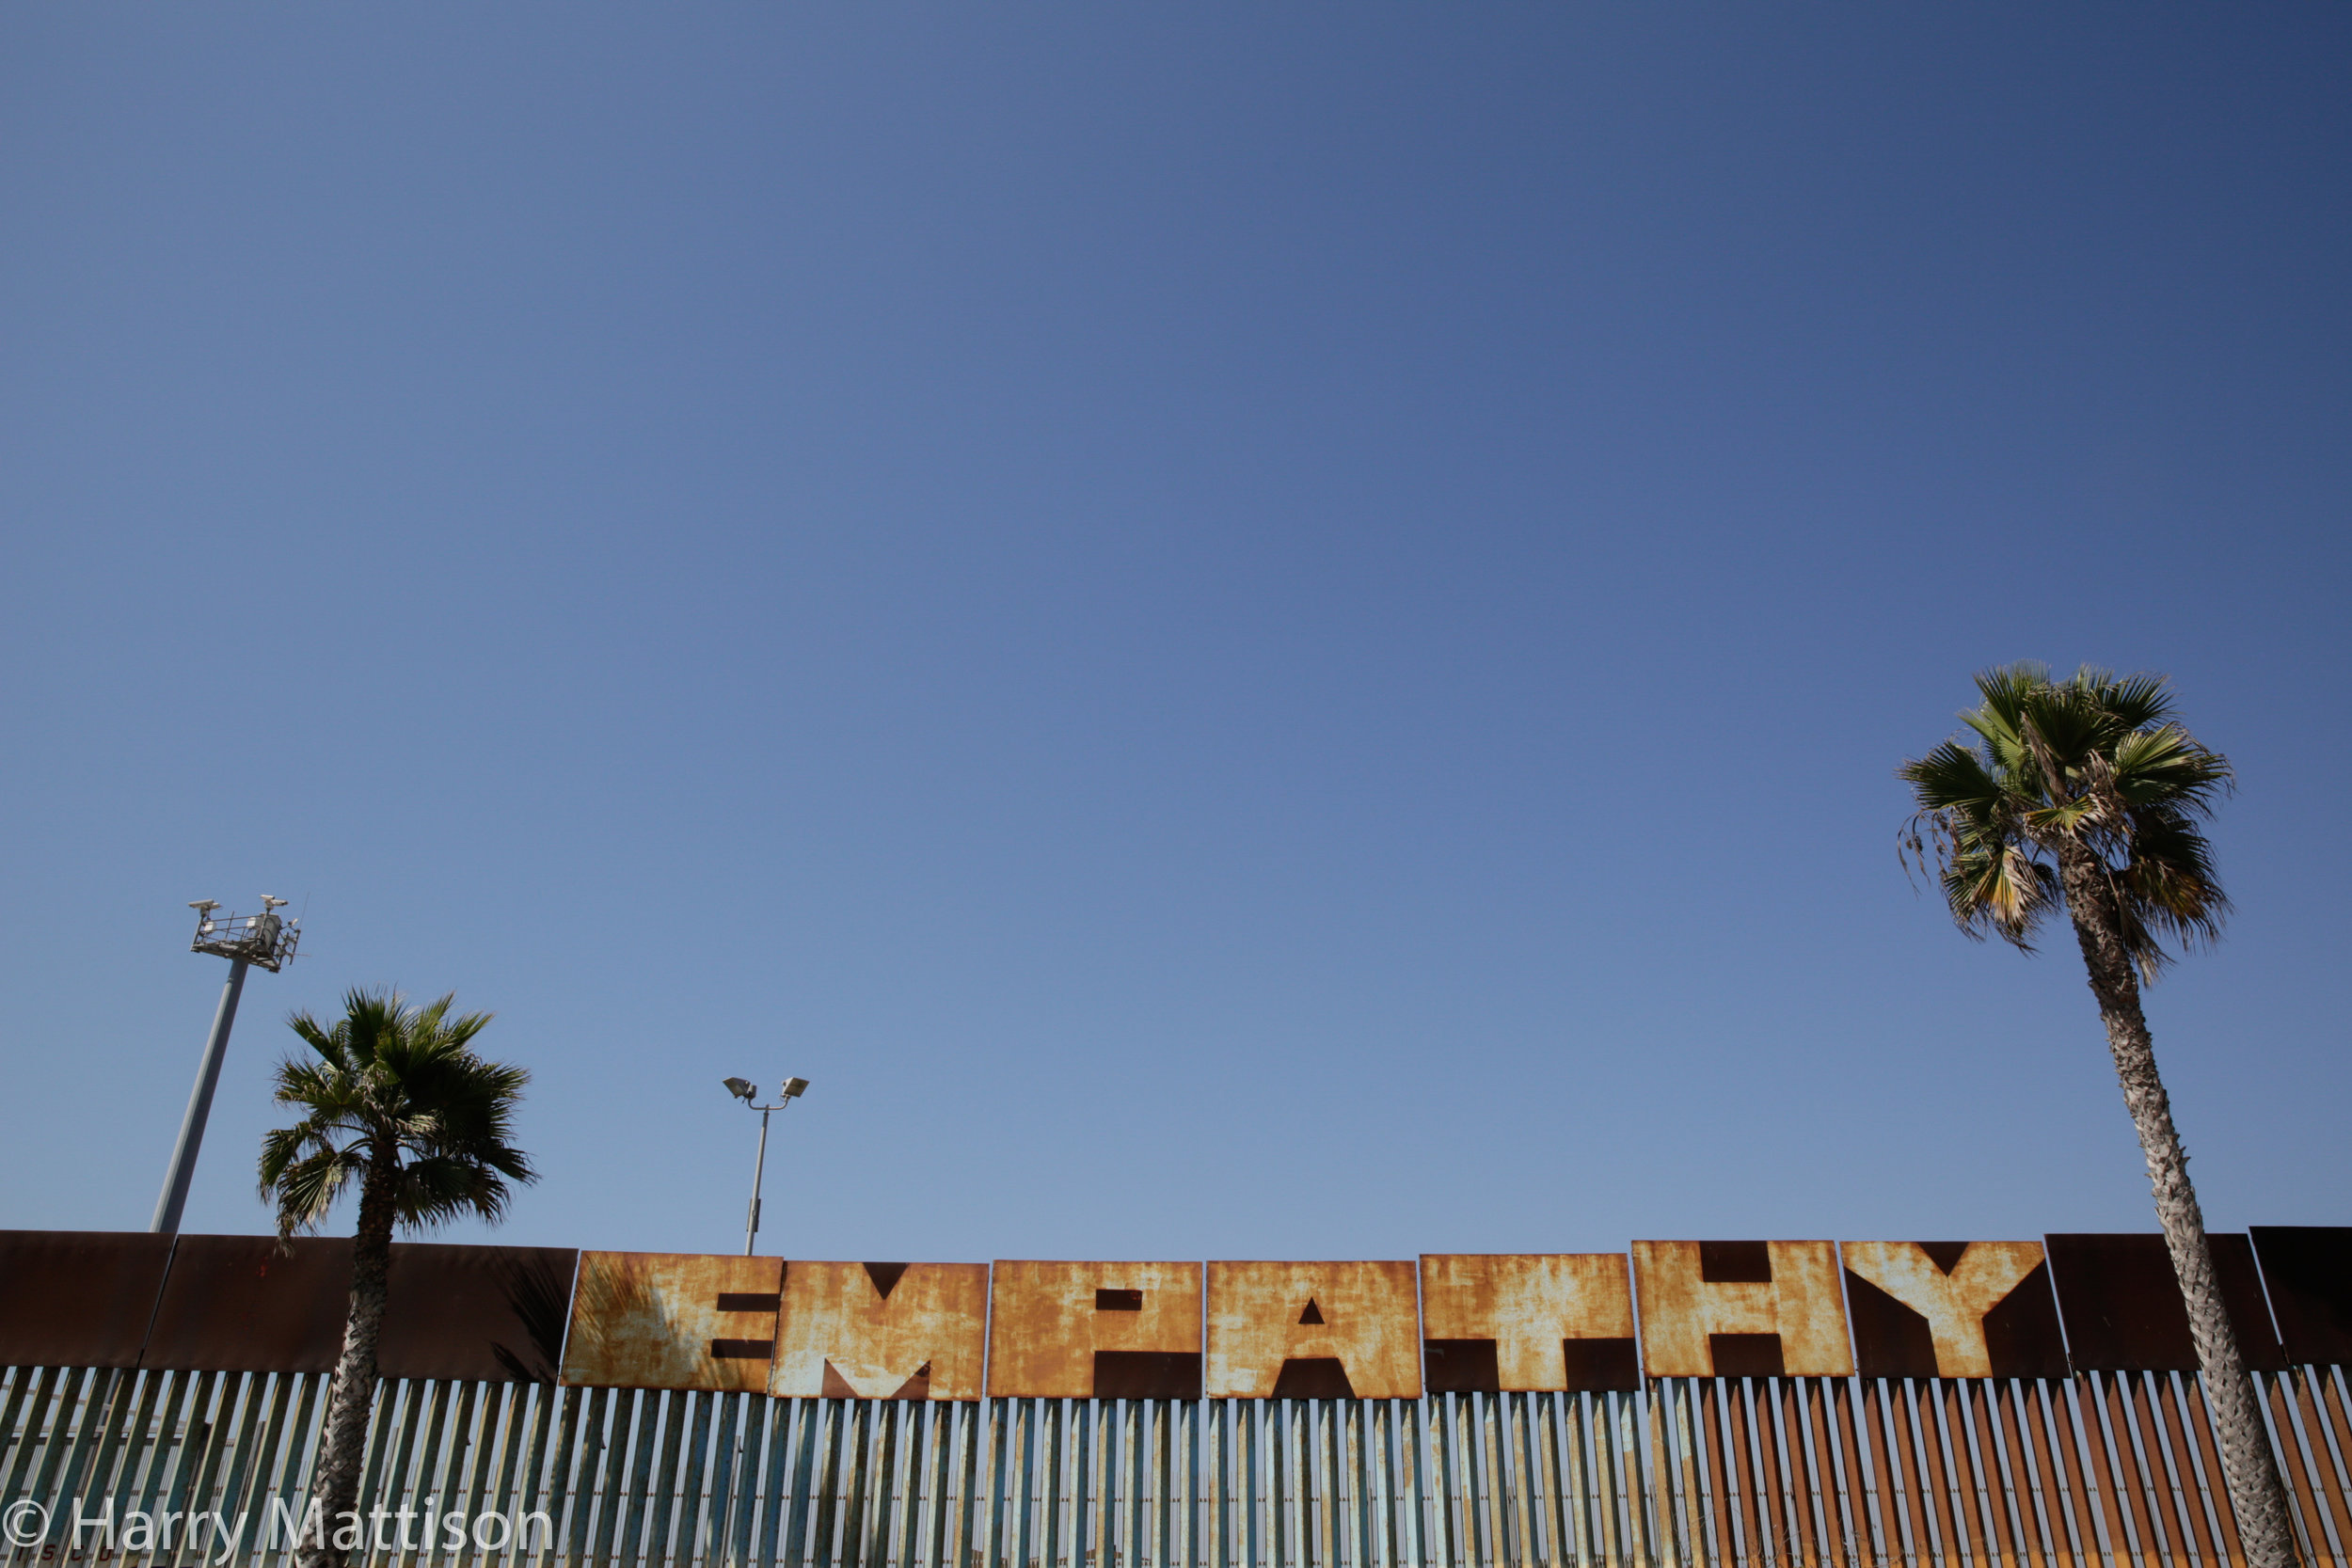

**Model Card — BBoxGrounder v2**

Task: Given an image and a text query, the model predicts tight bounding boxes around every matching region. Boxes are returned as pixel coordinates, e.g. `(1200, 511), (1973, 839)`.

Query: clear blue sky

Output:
(2, 7), (2344, 1265)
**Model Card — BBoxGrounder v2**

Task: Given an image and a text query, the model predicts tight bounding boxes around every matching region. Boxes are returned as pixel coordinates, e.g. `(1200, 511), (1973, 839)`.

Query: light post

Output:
(154, 896), (301, 1234)
(724, 1075), (808, 1256)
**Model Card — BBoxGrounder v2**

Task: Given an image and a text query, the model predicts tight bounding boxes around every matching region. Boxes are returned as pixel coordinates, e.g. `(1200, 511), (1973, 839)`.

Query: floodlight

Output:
(725, 1071), (812, 1254)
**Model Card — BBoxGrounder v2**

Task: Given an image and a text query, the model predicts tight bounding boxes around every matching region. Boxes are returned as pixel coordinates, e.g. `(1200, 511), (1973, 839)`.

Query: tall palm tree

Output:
(260, 989), (535, 1568)
(1899, 663), (2297, 1566)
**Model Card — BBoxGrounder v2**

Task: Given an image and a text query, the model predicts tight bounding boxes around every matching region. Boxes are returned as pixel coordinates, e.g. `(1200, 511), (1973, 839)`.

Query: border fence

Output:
(8, 1367), (2352, 1567)
(3, 1226), (2348, 1567)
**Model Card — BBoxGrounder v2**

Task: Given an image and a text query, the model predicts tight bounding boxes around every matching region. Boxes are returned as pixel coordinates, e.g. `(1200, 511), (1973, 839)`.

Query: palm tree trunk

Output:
(297, 1155), (400, 1568)
(2056, 843), (2301, 1567)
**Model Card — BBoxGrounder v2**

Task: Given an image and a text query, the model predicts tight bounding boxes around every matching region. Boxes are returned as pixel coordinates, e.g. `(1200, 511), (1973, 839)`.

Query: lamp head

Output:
(779, 1076), (809, 1100)
(723, 1076), (755, 1102)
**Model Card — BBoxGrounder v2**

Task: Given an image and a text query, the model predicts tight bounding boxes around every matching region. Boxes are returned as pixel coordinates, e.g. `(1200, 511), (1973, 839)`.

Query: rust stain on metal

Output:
(1419, 1254), (1635, 1391)
(771, 1260), (988, 1401)
(1631, 1240), (1852, 1377)
(1204, 1260), (1421, 1400)
(1841, 1241), (2045, 1379)
(987, 1260), (1201, 1399)
(559, 1251), (781, 1392)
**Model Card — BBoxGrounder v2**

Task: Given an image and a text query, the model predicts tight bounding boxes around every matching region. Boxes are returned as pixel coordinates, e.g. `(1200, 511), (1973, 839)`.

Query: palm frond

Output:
(1968, 662), (2045, 732)
(1903, 662), (2233, 983)
(2083, 667), (2175, 731)
(1898, 741), (2002, 814)
(1932, 839), (2058, 949)
(265, 1145), (366, 1239)
(260, 987), (536, 1238)
(2119, 807), (2231, 955)
(2110, 724), (2232, 815)
(2017, 679), (2126, 798)
(283, 1010), (353, 1074)
(395, 1154), (516, 1228)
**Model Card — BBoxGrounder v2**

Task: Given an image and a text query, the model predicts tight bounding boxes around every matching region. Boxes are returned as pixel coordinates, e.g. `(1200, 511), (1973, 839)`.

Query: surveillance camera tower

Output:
(152, 896), (302, 1234)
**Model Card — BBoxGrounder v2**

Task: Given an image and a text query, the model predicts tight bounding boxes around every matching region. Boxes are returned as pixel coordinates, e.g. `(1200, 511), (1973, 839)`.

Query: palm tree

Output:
(260, 989), (535, 1568)
(1899, 663), (2297, 1566)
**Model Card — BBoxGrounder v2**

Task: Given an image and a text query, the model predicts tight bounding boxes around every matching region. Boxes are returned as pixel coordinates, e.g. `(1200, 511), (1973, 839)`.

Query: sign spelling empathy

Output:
(555, 1242), (2071, 1400)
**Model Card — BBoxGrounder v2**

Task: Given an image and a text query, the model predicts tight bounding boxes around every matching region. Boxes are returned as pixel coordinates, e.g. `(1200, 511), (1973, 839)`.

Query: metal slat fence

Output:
(5, 1366), (2350, 1568)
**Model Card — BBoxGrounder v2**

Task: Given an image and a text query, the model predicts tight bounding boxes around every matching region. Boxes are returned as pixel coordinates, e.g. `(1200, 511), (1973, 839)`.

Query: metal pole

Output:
(745, 1103), (771, 1256)
(152, 957), (248, 1235)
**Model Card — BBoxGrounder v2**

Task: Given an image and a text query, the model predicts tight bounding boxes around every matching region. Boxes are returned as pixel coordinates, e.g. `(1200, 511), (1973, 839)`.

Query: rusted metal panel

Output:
(0, 1230), (174, 1370)
(1202, 1260), (1421, 1399)
(2044, 1232), (2286, 1372)
(560, 1250), (782, 1392)
(770, 1260), (988, 1401)
(1629, 1240), (1852, 1377)
(986, 1260), (1201, 1399)
(79, 1233), (576, 1379)
(377, 1243), (579, 1383)
(1417, 1254), (1637, 1392)
(2249, 1227), (2352, 1367)
(1840, 1240), (2066, 1378)
(141, 1233), (353, 1371)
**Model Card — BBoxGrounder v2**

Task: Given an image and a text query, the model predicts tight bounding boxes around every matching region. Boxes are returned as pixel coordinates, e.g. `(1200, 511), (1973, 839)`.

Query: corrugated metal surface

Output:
(7, 1365), (2350, 1565)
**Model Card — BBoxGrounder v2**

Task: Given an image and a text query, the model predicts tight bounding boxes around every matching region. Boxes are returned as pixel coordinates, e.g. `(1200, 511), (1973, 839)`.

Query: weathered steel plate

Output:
(2249, 1226), (2352, 1367)
(771, 1261), (988, 1401)
(142, 1234), (353, 1372)
(560, 1251), (782, 1392)
(987, 1260), (1201, 1399)
(1204, 1260), (1421, 1400)
(1841, 1241), (2066, 1379)
(2044, 1232), (2285, 1372)
(1419, 1254), (1636, 1392)
(0, 1230), (175, 1370)
(378, 1243), (579, 1383)
(1630, 1240), (1852, 1378)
